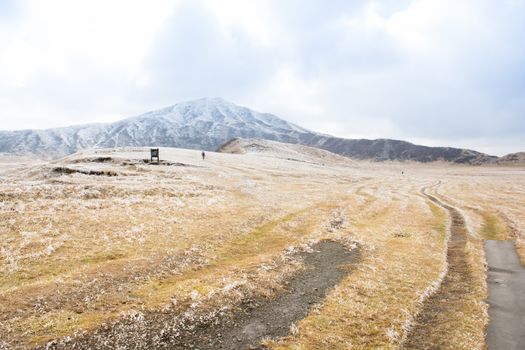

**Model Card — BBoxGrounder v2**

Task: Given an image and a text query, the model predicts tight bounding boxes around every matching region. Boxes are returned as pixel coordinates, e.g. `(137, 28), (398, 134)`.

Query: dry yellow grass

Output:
(0, 148), (523, 349)
(270, 201), (448, 349)
(400, 186), (488, 350)
(437, 168), (525, 263)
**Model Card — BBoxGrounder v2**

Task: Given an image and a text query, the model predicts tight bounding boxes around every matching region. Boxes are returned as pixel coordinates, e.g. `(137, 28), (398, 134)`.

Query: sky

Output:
(0, 0), (524, 155)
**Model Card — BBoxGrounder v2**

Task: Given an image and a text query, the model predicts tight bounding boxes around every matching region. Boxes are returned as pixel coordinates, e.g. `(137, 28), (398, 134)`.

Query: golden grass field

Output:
(0, 145), (524, 349)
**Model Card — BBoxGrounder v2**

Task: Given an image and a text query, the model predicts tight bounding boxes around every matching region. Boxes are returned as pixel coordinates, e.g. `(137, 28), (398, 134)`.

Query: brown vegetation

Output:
(0, 146), (524, 349)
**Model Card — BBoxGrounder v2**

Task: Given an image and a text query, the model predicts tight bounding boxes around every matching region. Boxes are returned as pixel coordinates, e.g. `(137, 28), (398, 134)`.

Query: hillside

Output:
(1, 146), (523, 349)
(303, 136), (499, 164)
(497, 152), (525, 166)
(217, 138), (353, 166)
(0, 97), (505, 164)
(0, 98), (312, 158)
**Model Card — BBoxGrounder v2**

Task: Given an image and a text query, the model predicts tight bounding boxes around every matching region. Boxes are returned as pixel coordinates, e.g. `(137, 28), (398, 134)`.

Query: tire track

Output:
(42, 241), (359, 350)
(403, 184), (474, 349)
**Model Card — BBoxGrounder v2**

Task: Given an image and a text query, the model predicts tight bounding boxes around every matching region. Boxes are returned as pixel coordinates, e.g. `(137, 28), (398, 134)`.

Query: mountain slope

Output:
(497, 152), (525, 166)
(218, 138), (353, 166)
(0, 97), (503, 164)
(95, 98), (312, 151)
(0, 124), (109, 158)
(301, 136), (499, 164)
(0, 98), (313, 158)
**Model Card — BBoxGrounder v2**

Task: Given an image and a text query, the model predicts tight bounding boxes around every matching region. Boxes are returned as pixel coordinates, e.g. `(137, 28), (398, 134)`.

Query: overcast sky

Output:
(0, 0), (524, 155)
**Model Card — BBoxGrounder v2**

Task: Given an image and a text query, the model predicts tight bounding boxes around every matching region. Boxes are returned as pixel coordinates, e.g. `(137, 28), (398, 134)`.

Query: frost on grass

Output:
(0, 147), (522, 349)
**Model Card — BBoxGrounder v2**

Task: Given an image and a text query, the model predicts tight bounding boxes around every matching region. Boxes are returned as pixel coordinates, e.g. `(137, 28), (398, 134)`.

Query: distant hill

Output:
(497, 152), (525, 166)
(218, 138), (353, 166)
(300, 136), (499, 164)
(0, 97), (512, 164)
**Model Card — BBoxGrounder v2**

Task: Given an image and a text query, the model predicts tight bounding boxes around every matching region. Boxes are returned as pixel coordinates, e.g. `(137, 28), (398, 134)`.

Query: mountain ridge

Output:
(0, 98), (312, 158)
(0, 97), (512, 164)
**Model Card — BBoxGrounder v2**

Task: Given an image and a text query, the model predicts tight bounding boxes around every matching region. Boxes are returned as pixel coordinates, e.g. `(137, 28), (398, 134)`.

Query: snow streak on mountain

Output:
(0, 97), (499, 164)
(0, 98), (314, 158)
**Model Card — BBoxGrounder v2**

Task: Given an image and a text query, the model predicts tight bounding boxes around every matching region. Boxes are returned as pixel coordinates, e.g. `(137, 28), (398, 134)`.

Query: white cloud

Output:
(0, 0), (178, 127)
(203, 0), (278, 46)
(0, 0), (176, 86)
(0, 0), (524, 155)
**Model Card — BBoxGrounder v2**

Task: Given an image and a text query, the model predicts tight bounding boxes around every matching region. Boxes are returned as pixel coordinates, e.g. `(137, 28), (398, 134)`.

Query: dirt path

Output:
(44, 240), (359, 350)
(485, 240), (525, 350)
(403, 186), (474, 349)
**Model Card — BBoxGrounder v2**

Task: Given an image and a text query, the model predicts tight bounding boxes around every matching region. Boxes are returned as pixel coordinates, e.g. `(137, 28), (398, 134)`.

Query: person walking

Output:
(201, 151), (206, 160)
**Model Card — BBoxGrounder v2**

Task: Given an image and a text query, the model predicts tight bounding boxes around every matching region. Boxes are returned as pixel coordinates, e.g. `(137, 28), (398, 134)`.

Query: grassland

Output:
(0, 148), (524, 349)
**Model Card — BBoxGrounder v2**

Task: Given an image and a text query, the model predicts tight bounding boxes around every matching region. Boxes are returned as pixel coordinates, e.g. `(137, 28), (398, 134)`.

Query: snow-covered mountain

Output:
(0, 98), (314, 158)
(0, 97), (504, 164)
